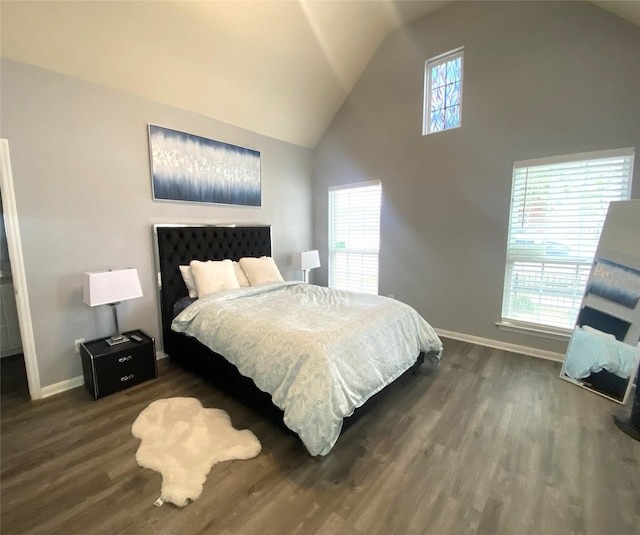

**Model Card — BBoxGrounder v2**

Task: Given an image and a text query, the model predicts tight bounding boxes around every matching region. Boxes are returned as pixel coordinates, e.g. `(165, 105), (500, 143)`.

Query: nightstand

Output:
(80, 329), (157, 399)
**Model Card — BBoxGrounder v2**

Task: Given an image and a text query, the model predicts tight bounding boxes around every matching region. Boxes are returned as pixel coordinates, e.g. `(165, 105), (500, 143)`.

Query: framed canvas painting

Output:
(148, 125), (261, 206)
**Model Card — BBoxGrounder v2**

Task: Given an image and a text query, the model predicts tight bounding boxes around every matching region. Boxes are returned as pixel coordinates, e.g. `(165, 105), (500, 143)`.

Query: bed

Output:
(562, 325), (639, 401)
(154, 224), (443, 455)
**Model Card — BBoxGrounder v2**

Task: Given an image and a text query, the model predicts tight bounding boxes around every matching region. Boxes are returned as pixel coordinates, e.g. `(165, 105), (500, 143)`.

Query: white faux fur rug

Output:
(132, 397), (261, 507)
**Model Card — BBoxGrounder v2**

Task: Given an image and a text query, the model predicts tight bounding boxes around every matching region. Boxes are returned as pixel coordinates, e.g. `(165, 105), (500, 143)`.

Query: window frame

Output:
(328, 180), (382, 295)
(423, 47), (464, 135)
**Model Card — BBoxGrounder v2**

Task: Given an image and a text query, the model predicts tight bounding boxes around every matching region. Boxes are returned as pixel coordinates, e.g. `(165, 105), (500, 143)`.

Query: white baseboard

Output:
(40, 375), (84, 398)
(38, 338), (562, 399)
(40, 350), (168, 399)
(435, 328), (565, 362)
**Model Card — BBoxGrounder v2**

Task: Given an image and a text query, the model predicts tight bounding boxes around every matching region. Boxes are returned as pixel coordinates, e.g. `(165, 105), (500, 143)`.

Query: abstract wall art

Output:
(148, 125), (261, 206)
(588, 258), (640, 309)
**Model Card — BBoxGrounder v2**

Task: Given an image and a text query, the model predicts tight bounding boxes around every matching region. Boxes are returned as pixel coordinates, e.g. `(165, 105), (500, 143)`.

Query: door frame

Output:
(0, 139), (41, 399)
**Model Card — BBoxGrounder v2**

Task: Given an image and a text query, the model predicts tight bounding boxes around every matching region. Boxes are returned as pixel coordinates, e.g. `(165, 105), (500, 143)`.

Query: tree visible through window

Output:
(423, 47), (463, 135)
(502, 148), (634, 330)
(328, 182), (381, 294)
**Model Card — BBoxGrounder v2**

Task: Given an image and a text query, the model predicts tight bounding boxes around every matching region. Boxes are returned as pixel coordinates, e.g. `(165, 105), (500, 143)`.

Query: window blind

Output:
(502, 148), (634, 330)
(328, 181), (381, 294)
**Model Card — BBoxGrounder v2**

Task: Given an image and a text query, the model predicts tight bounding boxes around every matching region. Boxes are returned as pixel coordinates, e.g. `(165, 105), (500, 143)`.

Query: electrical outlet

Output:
(74, 338), (85, 354)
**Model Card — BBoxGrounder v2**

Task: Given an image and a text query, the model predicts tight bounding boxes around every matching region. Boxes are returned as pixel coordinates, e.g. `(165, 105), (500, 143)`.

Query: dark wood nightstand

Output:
(80, 329), (157, 399)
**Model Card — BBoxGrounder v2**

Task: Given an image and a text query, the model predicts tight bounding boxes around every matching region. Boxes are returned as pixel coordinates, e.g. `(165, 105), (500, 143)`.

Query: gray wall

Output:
(1, 59), (313, 389)
(313, 1), (640, 354)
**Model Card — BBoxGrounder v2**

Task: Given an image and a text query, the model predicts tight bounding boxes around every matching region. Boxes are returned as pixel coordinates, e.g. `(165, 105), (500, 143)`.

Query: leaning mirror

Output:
(560, 200), (640, 405)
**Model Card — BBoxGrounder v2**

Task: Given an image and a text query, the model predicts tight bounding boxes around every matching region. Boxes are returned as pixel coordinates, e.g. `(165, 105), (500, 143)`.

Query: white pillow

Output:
(179, 265), (198, 298)
(233, 261), (250, 288)
(581, 325), (616, 340)
(189, 259), (240, 297)
(239, 256), (284, 286)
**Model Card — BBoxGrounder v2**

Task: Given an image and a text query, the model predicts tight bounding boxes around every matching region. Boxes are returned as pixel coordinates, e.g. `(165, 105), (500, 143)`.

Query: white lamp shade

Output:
(293, 250), (321, 271)
(83, 268), (143, 307)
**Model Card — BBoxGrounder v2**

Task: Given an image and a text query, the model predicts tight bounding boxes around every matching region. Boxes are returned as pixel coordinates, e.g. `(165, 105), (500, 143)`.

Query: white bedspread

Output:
(564, 327), (639, 380)
(172, 282), (443, 455)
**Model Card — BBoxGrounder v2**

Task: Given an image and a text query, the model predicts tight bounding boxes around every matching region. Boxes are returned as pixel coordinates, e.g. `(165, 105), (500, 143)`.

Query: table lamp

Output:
(83, 268), (143, 345)
(292, 250), (320, 283)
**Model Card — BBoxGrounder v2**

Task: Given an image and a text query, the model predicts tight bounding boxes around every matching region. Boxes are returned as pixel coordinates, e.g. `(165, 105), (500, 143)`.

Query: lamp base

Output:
(613, 412), (640, 441)
(105, 334), (130, 346)
(612, 380), (640, 441)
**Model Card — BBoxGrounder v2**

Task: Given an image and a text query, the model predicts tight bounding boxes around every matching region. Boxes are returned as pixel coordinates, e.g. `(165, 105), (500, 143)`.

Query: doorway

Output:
(0, 193), (29, 399)
(0, 139), (41, 399)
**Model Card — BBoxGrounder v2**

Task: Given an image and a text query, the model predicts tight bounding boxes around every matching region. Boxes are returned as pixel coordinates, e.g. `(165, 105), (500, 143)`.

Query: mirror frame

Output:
(560, 200), (640, 404)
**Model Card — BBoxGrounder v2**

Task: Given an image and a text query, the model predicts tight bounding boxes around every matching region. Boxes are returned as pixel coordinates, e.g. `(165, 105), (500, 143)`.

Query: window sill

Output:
(495, 320), (572, 341)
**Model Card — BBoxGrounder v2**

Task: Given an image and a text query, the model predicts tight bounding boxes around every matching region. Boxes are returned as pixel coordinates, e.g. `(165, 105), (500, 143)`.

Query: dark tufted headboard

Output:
(154, 225), (272, 347)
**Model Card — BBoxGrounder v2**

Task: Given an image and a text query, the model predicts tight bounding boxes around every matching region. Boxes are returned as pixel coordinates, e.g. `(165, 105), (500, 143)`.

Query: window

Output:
(423, 47), (463, 135)
(501, 148), (634, 331)
(328, 181), (381, 294)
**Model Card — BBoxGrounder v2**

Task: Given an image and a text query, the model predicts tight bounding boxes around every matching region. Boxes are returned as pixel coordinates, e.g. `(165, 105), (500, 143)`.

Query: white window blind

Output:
(328, 181), (381, 294)
(502, 148), (634, 330)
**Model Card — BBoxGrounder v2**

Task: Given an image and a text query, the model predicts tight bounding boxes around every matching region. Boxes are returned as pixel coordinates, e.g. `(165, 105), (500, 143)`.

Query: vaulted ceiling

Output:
(1, 1), (639, 148)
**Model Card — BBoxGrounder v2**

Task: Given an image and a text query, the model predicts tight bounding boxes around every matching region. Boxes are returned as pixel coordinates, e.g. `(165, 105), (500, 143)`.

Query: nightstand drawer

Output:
(80, 330), (157, 399)
(93, 348), (156, 397)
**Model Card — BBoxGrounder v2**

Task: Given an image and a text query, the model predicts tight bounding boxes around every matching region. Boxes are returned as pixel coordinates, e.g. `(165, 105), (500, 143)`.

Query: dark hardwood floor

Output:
(1, 339), (639, 535)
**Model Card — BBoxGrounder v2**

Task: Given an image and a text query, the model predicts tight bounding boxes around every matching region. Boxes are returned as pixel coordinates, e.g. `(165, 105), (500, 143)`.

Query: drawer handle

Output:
(120, 374), (135, 382)
(118, 355), (133, 363)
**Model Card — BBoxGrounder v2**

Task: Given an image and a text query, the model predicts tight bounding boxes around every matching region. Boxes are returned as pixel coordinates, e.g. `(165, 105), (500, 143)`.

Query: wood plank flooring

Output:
(1, 339), (639, 535)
